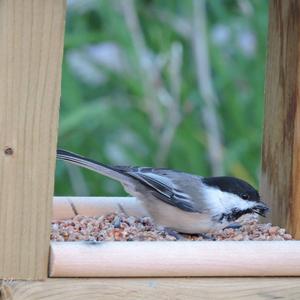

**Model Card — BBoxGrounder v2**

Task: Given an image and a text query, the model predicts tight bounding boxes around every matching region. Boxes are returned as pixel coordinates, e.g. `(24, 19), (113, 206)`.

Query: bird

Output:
(56, 149), (269, 234)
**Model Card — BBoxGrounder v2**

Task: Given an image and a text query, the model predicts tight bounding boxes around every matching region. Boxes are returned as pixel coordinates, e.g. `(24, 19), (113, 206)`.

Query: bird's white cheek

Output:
(203, 187), (256, 214)
(220, 192), (258, 212)
(203, 188), (228, 214)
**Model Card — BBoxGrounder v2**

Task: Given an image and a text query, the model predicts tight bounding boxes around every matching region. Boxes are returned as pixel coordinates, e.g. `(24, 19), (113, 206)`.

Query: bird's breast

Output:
(137, 194), (225, 234)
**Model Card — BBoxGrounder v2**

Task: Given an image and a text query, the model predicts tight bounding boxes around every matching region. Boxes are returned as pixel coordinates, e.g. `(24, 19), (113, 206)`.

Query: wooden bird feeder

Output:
(1, 1), (300, 299)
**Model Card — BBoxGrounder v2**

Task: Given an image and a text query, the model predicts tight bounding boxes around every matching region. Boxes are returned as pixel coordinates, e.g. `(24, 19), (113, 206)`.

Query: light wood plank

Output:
(0, 0), (66, 279)
(53, 197), (148, 220)
(50, 241), (300, 277)
(261, 0), (300, 238)
(1, 278), (300, 300)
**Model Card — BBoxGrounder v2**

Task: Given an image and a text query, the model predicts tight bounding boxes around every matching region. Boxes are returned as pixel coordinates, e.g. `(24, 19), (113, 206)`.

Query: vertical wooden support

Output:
(261, 0), (300, 239)
(0, 0), (66, 279)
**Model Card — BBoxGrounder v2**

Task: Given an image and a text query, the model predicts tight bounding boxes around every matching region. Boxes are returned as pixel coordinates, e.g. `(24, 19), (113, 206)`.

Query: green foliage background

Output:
(55, 0), (268, 196)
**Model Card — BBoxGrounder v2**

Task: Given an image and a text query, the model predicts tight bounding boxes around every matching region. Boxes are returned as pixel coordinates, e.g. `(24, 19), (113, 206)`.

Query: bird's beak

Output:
(252, 201), (269, 217)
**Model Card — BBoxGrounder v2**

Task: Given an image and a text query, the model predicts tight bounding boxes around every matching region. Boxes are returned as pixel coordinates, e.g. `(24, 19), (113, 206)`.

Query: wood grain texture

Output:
(0, 0), (66, 279)
(1, 278), (300, 300)
(50, 241), (300, 277)
(261, 0), (300, 238)
(53, 197), (148, 220)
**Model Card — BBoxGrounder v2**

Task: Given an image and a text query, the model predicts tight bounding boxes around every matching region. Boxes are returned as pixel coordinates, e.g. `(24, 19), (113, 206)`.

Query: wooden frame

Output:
(1, 278), (300, 300)
(1, 0), (300, 298)
(0, 0), (66, 280)
(260, 0), (300, 239)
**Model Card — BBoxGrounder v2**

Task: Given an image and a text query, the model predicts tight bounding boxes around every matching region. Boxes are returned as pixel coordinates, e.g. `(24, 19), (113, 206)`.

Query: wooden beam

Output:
(50, 241), (300, 277)
(261, 0), (300, 238)
(53, 197), (147, 220)
(1, 278), (300, 300)
(0, 0), (66, 279)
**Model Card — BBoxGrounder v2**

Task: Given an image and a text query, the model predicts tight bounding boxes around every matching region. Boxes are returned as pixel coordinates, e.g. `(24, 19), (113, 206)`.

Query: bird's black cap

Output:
(202, 176), (260, 202)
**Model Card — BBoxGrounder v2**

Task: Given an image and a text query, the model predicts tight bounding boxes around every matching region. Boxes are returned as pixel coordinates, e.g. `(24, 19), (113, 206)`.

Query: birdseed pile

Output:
(51, 212), (293, 242)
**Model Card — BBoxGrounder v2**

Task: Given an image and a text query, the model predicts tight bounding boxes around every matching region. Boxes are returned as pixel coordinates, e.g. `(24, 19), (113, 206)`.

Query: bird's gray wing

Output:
(57, 149), (204, 213)
(114, 166), (204, 213)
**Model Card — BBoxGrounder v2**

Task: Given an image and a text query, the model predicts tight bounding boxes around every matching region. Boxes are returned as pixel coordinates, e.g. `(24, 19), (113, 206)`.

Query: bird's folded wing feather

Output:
(114, 166), (204, 213)
(56, 149), (204, 213)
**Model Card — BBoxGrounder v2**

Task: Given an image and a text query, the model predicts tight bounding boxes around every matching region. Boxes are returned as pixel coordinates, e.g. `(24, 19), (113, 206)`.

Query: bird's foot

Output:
(163, 228), (185, 240)
(223, 223), (242, 230)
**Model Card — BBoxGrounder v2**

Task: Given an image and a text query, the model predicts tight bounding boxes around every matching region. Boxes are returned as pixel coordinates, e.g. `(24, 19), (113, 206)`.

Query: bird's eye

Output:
(241, 194), (250, 200)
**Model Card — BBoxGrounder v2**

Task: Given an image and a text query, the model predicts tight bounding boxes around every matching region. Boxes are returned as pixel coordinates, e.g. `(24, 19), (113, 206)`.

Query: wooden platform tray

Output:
(50, 197), (300, 278)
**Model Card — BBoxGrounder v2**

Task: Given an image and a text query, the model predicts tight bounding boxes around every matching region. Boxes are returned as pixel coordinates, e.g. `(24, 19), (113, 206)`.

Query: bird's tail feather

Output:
(56, 149), (131, 184)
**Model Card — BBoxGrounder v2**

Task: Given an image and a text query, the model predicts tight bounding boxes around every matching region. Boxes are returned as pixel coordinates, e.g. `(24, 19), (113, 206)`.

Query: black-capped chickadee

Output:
(57, 149), (269, 234)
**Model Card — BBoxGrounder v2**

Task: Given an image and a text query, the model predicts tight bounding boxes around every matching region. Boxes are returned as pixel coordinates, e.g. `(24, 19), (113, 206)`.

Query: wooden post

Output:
(0, 0), (66, 279)
(261, 0), (300, 239)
